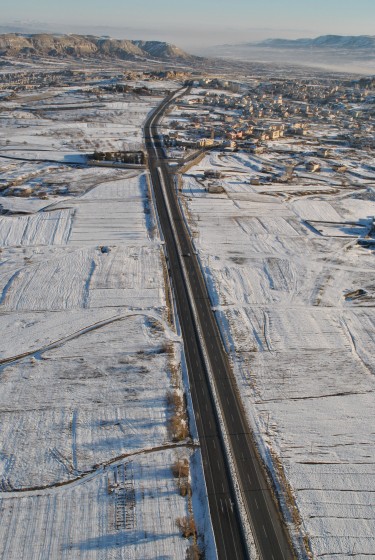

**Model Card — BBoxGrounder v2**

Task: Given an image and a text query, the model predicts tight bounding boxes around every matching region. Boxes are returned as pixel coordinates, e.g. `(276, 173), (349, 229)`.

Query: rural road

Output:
(144, 89), (295, 560)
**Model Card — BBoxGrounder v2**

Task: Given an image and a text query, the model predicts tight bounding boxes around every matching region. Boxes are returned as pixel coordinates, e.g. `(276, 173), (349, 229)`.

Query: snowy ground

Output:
(2, 64), (373, 558)
(0, 448), (196, 560)
(0, 88), (159, 163)
(180, 150), (375, 559)
(0, 87), (214, 557)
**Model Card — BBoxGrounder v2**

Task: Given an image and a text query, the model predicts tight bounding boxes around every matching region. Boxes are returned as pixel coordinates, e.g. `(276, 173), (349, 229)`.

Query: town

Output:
(163, 75), (374, 153)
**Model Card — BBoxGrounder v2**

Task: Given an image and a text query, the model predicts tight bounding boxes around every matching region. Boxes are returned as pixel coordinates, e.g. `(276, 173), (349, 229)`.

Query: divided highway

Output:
(144, 89), (295, 560)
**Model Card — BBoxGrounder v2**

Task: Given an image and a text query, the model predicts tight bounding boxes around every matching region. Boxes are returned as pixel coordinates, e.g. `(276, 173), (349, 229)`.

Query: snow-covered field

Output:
(180, 151), (375, 558)
(0, 86), (213, 557)
(2, 64), (373, 558)
(0, 448), (196, 560)
(0, 89), (158, 162)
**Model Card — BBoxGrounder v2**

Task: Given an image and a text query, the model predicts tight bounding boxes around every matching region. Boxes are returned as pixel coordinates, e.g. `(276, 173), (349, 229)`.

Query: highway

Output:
(144, 89), (295, 560)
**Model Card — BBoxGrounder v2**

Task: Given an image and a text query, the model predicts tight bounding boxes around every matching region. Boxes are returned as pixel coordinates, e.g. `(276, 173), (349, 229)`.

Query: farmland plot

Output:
(0, 105), (211, 558)
(181, 152), (375, 558)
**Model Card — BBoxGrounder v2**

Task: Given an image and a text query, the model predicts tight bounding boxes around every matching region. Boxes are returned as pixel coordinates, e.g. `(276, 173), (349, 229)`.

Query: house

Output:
(198, 138), (215, 148)
(318, 148), (330, 158)
(332, 164), (348, 172)
(250, 178), (261, 186)
(269, 129), (283, 140)
(206, 182), (225, 194)
(204, 170), (222, 179)
(306, 161), (321, 172)
(239, 141), (264, 154)
(253, 128), (269, 141)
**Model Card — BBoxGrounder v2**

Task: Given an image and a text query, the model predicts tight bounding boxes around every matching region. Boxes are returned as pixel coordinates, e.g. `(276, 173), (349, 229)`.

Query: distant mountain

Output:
(0, 33), (195, 61)
(133, 40), (191, 60)
(257, 35), (375, 50)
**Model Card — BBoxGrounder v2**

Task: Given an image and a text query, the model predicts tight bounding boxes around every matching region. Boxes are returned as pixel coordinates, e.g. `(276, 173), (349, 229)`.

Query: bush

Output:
(166, 390), (182, 409)
(179, 480), (191, 497)
(186, 544), (203, 560)
(167, 390), (189, 441)
(172, 458), (189, 479)
(176, 516), (196, 539)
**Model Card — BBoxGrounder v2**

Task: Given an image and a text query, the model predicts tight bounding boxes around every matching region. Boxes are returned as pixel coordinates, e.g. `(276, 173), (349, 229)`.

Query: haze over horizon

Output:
(2, 0), (375, 50)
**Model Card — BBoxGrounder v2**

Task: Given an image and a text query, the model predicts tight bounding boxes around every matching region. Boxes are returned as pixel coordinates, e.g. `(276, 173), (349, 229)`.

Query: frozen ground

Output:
(0, 448), (197, 560)
(0, 87), (161, 169)
(0, 159), (141, 198)
(180, 150), (375, 558)
(0, 126), (213, 558)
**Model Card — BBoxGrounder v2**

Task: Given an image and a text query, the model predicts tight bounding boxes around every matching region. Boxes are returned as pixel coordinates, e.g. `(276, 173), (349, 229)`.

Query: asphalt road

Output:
(144, 89), (295, 560)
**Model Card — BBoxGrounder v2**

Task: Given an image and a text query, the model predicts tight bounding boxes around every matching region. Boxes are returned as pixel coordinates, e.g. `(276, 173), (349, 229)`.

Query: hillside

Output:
(258, 34), (375, 50)
(200, 33), (375, 74)
(0, 33), (195, 61)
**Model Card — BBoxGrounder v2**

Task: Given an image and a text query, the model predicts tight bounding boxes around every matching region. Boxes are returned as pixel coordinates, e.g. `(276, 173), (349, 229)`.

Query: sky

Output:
(2, 0), (375, 50)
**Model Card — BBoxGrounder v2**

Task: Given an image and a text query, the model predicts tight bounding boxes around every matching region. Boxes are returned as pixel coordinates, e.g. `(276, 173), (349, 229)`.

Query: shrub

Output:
(172, 458), (189, 479)
(176, 516), (196, 539)
(186, 544), (203, 560)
